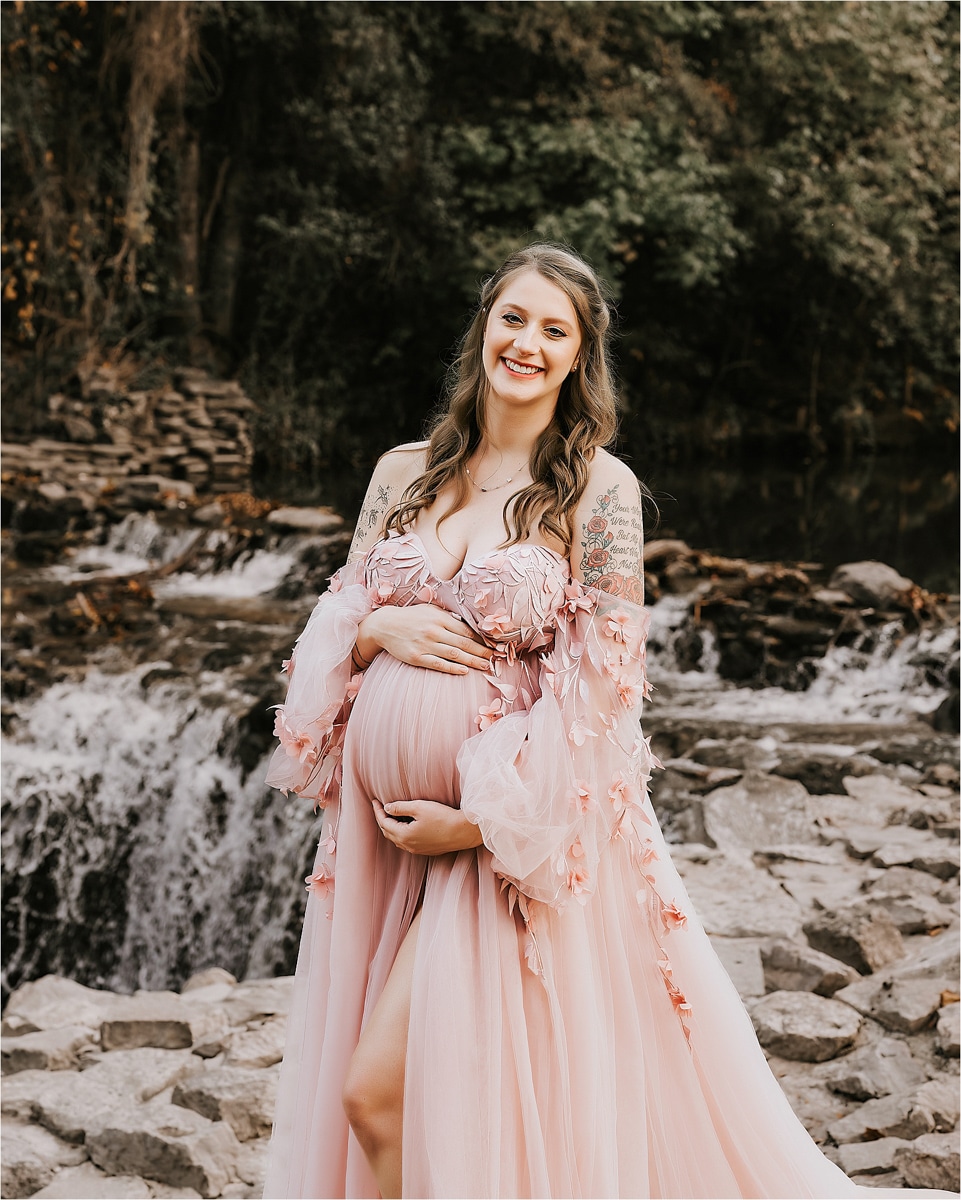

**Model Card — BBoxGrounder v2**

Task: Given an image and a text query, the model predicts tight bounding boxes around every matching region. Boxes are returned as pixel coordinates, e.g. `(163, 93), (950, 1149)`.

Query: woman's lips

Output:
(501, 357), (544, 376)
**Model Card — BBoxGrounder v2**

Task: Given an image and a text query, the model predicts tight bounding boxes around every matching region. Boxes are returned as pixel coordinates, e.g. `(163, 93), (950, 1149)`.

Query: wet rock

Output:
(749, 990), (862, 1062)
(172, 1064), (279, 1141)
(701, 773), (817, 854)
(833, 1137), (913, 1178)
(1, 1025), (97, 1075)
(0, 1117), (87, 1198)
(266, 507), (343, 535)
(893, 1133), (961, 1192)
(823, 1037), (930, 1101)
(827, 1093), (937, 1143)
(773, 749), (878, 796)
(830, 561), (916, 608)
(760, 939), (859, 997)
(86, 1101), (242, 1197)
(803, 905), (905, 975)
(936, 1002), (960, 1057)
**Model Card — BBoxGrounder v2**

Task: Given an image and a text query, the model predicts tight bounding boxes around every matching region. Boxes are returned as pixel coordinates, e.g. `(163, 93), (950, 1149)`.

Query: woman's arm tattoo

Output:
(578, 482), (645, 603)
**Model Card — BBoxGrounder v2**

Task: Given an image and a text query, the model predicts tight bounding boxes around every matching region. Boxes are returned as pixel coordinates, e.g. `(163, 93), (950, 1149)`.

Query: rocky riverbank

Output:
(2, 756), (958, 1197)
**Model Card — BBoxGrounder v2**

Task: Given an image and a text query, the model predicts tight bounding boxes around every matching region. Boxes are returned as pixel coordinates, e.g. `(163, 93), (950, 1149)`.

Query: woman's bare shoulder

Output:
(347, 442), (428, 563)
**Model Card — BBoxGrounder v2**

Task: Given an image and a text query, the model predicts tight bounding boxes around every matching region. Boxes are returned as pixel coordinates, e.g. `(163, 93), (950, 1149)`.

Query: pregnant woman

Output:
(262, 244), (949, 1199)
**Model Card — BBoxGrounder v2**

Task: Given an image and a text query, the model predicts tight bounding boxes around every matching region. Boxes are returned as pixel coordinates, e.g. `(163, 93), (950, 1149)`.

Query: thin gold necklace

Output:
(466, 459), (527, 493)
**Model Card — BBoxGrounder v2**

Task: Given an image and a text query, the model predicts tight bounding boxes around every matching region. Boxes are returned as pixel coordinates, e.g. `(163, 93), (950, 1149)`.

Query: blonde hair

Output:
(385, 243), (619, 551)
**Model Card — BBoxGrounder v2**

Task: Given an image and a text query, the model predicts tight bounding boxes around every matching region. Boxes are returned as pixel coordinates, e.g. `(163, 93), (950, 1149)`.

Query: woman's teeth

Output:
(504, 359), (541, 375)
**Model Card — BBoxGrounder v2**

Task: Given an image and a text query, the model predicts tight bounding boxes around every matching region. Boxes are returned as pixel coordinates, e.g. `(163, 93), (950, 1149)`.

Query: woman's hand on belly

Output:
(356, 605), (493, 675)
(372, 799), (485, 855)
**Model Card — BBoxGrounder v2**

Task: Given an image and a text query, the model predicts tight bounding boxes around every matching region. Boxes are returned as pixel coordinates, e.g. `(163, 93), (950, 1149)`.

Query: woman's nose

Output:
(512, 328), (538, 354)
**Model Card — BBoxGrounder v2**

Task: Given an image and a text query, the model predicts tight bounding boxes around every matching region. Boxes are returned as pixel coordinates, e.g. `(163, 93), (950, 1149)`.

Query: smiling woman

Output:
(261, 244), (952, 1200)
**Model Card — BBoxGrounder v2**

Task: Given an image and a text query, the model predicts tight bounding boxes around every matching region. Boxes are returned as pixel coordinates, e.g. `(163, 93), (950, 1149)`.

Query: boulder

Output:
(760, 939), (859, 997)
(101, 991), (228, 1052)
(0, 1049), (200, 1142)
(834, 976), (950, 1034)
(672, 854), (804, 938)
(936, 1002), (960, 1057)
(893, 1133), (961, 1192)
(173, 1065), (279, 1141)
(833, 1137), (913, 1178)
(225, 1019), (286, 1070)
(86, 1101), (242, 1198)
(182, 968), (238, 994)
(827, 1093), (937, 1144)
(701, 773), (817, 854)
(829, 561), (915, 608)
(749, 991), (861, 1062)
(1, 1025), (97, 1075)
(803, 905), (904, 975)
(864, 867), (956, 934)
(823, 1037), (929, 1101)
(913, 1077), (960, 1132)
(2, 975), (123, 1035)
(266, 507), (343, 535)
(221, 978), (294, 1028)
(0, 1117), (87, 1198)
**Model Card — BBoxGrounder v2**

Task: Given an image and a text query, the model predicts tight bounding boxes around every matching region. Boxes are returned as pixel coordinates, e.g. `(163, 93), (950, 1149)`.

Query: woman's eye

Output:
(502, 312), (522, 325)
(546, 326), (566, 339)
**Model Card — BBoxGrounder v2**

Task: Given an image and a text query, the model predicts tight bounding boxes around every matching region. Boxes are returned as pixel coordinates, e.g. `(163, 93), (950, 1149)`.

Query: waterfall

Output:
(2, 514), (955, 1000)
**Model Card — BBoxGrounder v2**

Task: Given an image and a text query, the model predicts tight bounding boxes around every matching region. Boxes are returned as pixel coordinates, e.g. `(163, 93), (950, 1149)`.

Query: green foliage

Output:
(2, 0), (957, 481)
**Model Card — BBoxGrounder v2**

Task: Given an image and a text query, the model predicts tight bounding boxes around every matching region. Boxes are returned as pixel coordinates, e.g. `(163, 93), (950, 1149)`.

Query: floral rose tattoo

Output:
(578, 482), (645, 604)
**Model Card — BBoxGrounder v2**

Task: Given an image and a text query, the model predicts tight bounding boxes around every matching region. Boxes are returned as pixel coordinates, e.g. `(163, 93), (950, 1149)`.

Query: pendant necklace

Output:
(466, 458), (527, 493)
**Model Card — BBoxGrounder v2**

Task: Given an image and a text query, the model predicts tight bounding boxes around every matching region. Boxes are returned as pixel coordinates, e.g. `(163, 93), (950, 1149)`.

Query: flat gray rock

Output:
(86, 1101), (242, 1197)
(823, 1037), (929, 1100)
(0, 1117), (87, 1198)
(1, 1025), (97, 1075)
(750, 990), (862, 1062)
(701, 773), (816, 854)
(833, 1137), (913, 1177)
(894, 1132), (961, 1192)
(173, 1065), (279, 1142)
(828, 1093), (937, 1144)
(829, 561), (915, 608)
(761, 939), (859, 997)
(673, 855), (804, 938)
(803, 904), (904, 975)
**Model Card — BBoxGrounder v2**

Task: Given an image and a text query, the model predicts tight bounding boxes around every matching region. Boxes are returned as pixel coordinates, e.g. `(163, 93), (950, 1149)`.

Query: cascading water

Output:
(2, 513), (956, 1000)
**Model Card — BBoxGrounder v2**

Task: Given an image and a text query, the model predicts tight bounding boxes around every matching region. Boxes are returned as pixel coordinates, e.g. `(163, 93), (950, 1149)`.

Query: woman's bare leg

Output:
(343, 909), (421, 1198)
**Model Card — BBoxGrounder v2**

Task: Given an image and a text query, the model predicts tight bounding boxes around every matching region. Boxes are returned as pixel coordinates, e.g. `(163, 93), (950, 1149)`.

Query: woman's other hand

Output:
(372, 799), (485, 855)
(356, 605), (493, 675)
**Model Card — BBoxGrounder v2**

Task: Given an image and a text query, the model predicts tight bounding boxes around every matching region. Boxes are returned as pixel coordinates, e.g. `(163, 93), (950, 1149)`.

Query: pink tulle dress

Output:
(262, 532), (948, 1199)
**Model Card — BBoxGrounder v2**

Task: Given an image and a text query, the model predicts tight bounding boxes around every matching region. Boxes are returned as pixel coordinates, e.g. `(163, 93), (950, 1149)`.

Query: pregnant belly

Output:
(344, 654), (500, 807)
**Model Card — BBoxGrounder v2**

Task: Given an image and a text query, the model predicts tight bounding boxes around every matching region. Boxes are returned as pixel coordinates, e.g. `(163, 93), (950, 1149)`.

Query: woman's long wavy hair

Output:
(384, 243), (620, 552)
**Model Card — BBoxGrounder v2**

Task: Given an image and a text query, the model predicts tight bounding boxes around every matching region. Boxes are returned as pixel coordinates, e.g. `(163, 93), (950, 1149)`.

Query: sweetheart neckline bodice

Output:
(374, 529), (570, 586)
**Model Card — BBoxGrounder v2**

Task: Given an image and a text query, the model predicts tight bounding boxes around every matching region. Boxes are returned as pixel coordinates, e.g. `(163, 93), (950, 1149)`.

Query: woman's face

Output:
(482, 270), (583, 415)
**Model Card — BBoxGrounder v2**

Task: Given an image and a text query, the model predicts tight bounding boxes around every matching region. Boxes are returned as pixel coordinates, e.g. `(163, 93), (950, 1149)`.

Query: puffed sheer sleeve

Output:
(457, 584), (660, 912)
(265, 559), (372, 809)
